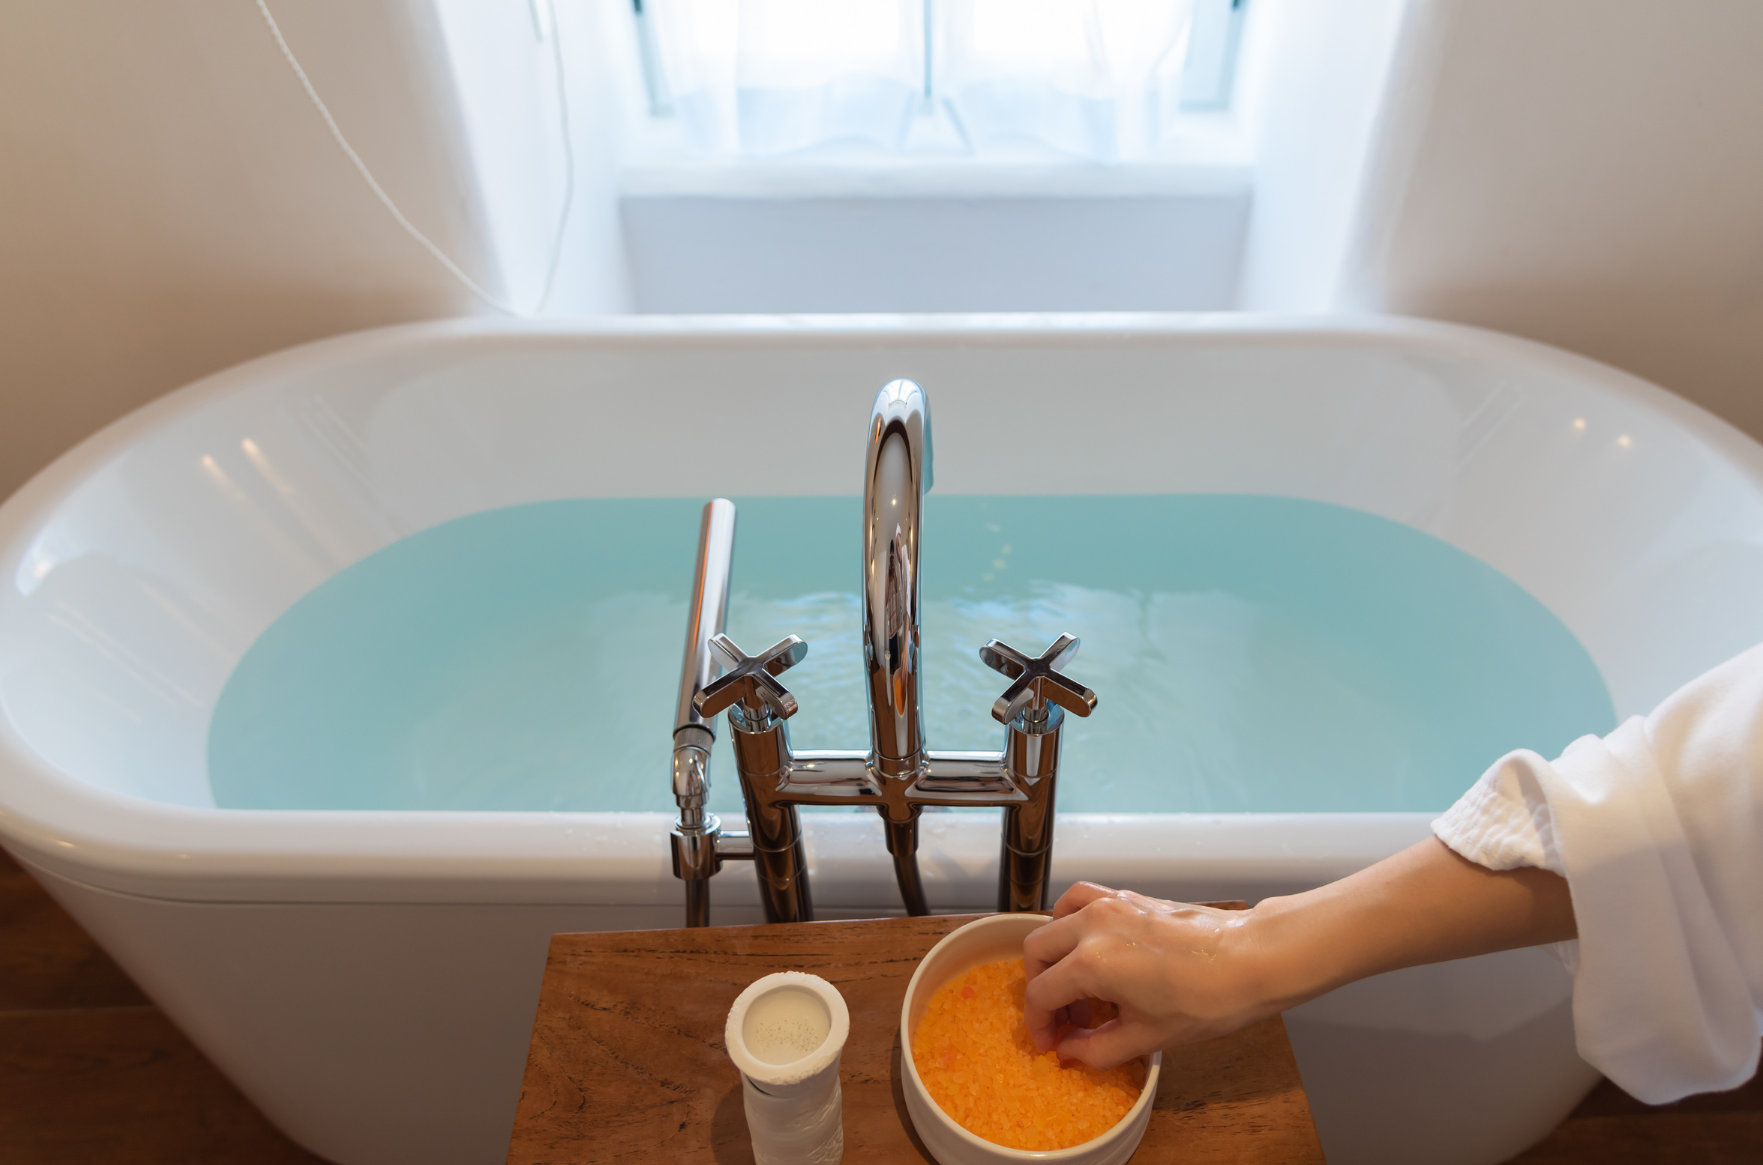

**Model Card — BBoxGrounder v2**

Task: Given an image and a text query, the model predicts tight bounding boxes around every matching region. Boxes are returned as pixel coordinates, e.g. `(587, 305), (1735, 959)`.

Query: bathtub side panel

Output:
(1284, 948), (1600, 1165)
(24, 862), (676, 1165)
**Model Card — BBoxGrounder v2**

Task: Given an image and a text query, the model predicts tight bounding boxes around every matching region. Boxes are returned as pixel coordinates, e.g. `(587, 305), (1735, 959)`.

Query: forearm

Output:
(1241, 837), (1577, 1011)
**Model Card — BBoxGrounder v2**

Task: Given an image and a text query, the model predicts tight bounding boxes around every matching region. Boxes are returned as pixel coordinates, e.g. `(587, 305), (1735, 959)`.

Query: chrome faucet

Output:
(668, 381), (1097, 925)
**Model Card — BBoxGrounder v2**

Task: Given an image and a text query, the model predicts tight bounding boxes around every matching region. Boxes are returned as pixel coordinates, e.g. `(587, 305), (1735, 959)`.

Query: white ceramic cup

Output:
(727, 972), (851, 1165)
(899, 914), (1161, 1165)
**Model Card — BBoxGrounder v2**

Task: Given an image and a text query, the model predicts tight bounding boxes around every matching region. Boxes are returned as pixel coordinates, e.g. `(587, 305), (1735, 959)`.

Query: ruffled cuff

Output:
(1431, 749), (1567, 876)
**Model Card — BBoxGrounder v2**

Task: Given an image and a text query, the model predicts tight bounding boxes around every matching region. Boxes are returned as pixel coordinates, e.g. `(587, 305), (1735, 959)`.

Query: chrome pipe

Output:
(998, 710), (1065, 912)
(675, 499), (736, 741)
(670, 499), (736, 925)
(885, 818), (931, 916)
(683, 879), (709, 928)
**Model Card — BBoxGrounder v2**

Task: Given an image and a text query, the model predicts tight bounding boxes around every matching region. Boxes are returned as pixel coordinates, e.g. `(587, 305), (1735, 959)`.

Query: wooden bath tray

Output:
(506, 913), (1325, 1164)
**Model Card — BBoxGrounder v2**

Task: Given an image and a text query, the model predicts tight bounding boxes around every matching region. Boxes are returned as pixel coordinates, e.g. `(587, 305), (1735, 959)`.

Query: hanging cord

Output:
(254, 0), (575, 317)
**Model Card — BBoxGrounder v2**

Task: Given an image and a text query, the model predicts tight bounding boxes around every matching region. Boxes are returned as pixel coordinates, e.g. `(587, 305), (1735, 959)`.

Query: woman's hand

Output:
(1021, 883), (1287, 1070)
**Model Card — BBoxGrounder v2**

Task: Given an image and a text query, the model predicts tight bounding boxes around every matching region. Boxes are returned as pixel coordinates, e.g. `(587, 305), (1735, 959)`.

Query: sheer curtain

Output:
(647, 0), (1195, 161)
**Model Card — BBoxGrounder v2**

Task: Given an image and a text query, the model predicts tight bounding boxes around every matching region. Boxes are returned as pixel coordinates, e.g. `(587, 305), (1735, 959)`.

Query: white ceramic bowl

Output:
(900, 914), (1161, 1165)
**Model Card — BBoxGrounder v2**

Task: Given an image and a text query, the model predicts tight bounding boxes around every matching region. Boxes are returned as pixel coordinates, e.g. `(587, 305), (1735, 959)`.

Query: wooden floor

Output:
(2, 846), (1758, 1163)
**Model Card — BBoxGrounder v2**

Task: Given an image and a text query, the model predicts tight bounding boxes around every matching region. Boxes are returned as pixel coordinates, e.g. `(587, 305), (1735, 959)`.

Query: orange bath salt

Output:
(912, 957), (1145, 1151)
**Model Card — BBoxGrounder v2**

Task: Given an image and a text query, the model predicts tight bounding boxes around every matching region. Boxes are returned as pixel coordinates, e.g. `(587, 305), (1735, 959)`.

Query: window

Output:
(632, 0), (1247, 162)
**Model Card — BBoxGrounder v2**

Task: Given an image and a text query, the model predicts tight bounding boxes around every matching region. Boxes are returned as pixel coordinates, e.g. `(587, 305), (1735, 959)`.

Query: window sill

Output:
(616, 115), (1253, 201)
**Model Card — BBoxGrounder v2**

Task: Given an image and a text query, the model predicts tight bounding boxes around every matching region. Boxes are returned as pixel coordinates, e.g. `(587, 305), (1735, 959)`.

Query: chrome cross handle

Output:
(694, 633), (808, 725)
(979, 633), (1099, 728)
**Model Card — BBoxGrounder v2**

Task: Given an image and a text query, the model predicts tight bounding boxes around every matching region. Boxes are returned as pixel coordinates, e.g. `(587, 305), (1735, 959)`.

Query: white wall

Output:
(1347, 0), (1763, 440)
(432, 0), (632, 318)
(0, 0), (629, 506)
(14, 0), (1763, 500)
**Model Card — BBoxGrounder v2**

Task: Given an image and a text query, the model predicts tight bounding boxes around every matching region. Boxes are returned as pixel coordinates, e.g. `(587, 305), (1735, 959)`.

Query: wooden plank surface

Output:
(0, 1007), (328, 1165)
(507, 912), (1326, 1164)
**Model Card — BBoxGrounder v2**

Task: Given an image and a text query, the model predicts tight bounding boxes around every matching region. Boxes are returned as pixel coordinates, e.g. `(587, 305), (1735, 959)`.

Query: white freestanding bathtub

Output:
(4, 316), (1763, 1165)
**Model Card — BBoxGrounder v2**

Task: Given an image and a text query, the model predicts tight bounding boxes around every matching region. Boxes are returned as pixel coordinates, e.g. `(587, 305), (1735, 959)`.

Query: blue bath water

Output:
(207, 496), (1615, 815)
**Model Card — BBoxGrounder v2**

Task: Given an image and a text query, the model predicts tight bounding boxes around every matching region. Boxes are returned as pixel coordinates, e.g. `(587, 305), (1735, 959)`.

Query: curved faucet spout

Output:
(863, 380), (932, 781)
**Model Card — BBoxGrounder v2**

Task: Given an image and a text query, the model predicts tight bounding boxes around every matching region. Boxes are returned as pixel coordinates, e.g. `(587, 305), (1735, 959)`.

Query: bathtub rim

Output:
(0, 804), (1439, 906)
(3, 311), (1760, 904)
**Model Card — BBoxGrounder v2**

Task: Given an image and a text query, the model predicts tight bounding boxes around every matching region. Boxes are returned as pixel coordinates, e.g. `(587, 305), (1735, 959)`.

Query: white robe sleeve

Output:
(1432, 642), (1763, 1104)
